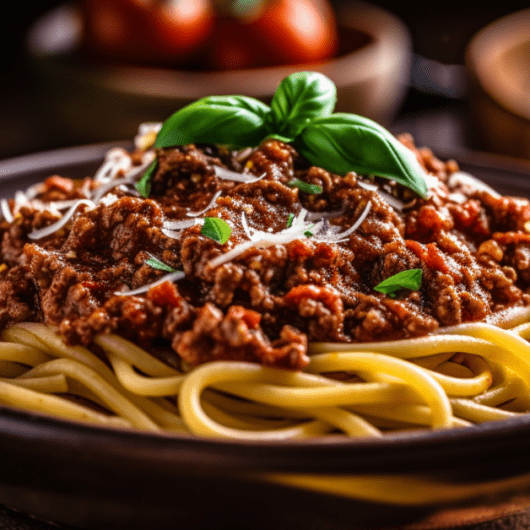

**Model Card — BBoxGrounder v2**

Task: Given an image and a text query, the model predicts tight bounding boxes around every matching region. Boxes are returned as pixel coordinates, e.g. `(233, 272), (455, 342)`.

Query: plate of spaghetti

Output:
(1, 72), (530, 530)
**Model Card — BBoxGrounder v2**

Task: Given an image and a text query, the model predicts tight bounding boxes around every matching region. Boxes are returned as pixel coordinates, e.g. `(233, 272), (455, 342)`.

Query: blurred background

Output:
(1, 0), (529, 161)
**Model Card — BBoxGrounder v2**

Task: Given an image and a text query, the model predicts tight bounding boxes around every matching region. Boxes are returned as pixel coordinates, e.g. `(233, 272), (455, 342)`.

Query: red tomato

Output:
(149, 0), (214, 58)
(82, 0), (214, 64)
(247, 0), (339, 65)
(207, 0), (339, 69)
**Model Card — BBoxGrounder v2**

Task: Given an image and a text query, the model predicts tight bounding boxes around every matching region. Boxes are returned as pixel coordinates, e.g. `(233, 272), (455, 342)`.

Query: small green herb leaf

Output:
(136, 159), (157, 198)
(145, 254), (176, 272)
(374, 269), (423, 298)
(201, 217), (232, 244)
(303, 223), (314, 237)
(288, 178), (323, 195)
(286, 213), (295, 228)
(297, 114), (428, 198)
(154, 96), (272, 149)
(269, 71), (337, 138)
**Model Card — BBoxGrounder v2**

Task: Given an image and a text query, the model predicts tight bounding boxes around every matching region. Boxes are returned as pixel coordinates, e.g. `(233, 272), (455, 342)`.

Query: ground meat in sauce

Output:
(0, 135), (529, 371)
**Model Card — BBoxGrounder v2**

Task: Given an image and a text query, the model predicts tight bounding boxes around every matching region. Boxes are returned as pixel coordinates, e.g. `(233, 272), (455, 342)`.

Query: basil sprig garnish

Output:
(139, 71), (427, 199)
(268, 71), (337, 140)
(201, 217), (232, 244)
(374, 269), (423, 298)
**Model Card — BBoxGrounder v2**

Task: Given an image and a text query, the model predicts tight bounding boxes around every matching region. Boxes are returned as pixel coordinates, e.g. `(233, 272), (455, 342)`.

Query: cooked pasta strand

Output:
(9, 323), (116, 380)
(307, 352), (453, 429)
(0, 379), (131, 428)
(0, 341), (53, 366)
(450, 398), (522, 422)
(0, 374), (68, 393)
(350, 403), (471, 429)
(95, 334), (181, 377)
(108, 353), (185, 396)
(19, 358), (160, 431)
(213, 380), (420, 408)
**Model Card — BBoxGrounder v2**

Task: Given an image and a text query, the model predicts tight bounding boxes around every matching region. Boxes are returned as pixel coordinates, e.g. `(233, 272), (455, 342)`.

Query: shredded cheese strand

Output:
(213, 166), (266, 183)
(114, 271), (185, 296)
(163, 218), (202, 230)
(93, 148), (132, 183)
(0, 199), (13, 223)
(28, 199), (96, 240)
(186, 191), (222, 217)
(313, 202), (372, 243)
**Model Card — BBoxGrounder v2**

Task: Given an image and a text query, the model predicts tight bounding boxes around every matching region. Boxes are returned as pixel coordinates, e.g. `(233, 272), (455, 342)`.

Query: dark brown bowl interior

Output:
(1, 145), (530, 529)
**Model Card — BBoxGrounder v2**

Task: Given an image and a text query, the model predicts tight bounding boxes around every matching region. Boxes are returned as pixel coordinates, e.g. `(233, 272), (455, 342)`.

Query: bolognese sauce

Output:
(0, 134), (528, 374)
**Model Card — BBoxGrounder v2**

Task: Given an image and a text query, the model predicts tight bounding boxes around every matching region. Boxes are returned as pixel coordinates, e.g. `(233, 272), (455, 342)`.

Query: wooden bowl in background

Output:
(466, 8), (530, 160)
(26, 1), (412, 145)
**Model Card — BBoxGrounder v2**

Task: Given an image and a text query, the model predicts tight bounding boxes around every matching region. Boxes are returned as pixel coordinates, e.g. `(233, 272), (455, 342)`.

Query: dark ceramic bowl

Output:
(1, 145), (530, 529)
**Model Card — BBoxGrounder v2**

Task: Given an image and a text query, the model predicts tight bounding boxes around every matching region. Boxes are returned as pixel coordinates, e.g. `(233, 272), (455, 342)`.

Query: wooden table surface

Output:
(1, 495), (530, 530)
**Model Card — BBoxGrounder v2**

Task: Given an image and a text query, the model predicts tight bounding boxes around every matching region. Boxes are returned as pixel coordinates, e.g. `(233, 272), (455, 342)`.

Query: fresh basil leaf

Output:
(374, 269), (423, 297)
(145, 254), (176, 272)
(154, 96), (272, 149)
(297, 114), (428, 198)
(201, 217), (232, 244)
(287, 178), (323, 195)
(286, 213), (295, 228)
(135, 159), (157, 198)
(265, 133), (296, 143)
(269, 71), (337, 139)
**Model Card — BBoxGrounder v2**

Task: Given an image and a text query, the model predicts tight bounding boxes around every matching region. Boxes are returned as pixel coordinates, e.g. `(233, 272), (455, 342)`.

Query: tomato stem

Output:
(213, 0), (267, 20)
